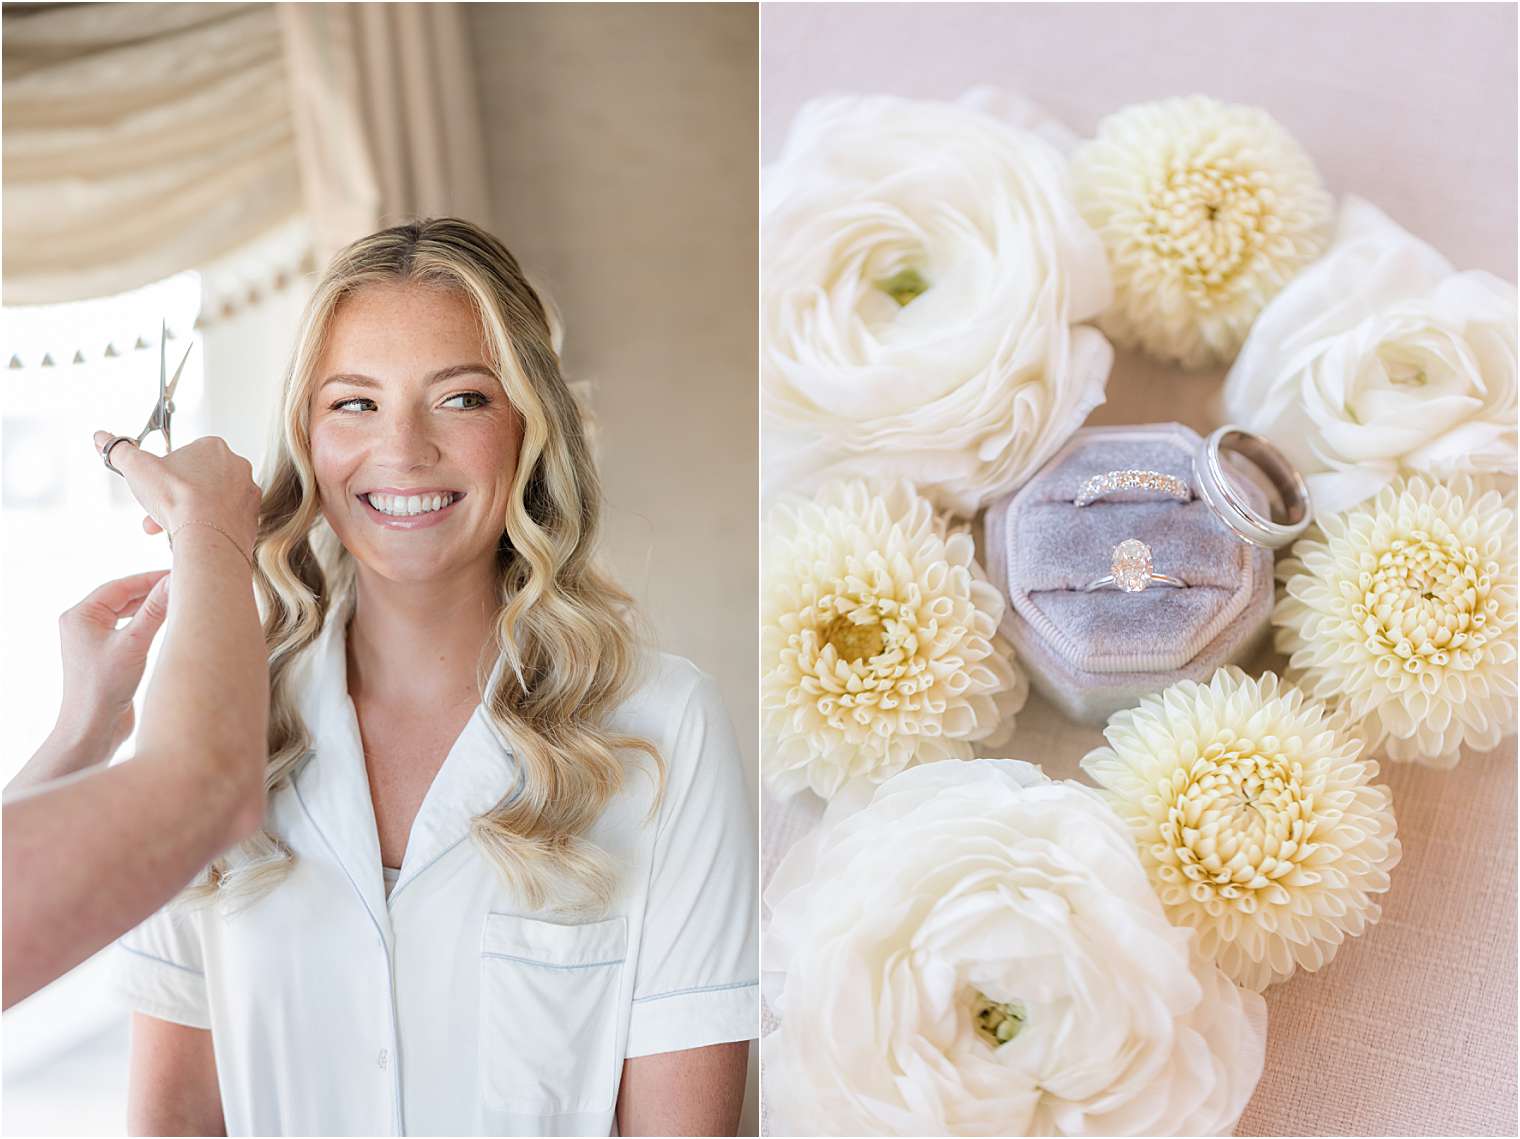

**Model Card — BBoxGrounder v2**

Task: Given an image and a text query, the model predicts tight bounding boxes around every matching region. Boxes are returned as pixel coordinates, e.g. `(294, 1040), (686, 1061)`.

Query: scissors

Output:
(101, 319), (195, 476)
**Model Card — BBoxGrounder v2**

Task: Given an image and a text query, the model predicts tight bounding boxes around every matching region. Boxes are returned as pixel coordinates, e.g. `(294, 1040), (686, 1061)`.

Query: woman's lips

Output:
(356, 492), (465, 531)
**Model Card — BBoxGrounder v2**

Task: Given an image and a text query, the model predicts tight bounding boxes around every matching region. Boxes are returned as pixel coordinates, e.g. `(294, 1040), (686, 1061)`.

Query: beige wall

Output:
(468, 1), (757, 766)
(465, 4), (759, 1130)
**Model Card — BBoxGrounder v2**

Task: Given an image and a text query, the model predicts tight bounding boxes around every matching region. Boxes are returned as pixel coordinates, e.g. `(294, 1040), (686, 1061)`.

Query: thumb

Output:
(120, 572), (171, 648)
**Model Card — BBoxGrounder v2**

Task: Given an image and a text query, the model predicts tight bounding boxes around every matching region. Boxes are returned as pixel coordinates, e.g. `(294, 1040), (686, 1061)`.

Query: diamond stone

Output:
(1111, 539), (1154, 592)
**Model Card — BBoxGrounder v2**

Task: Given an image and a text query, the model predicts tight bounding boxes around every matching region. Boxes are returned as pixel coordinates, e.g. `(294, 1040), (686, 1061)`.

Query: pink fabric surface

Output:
(759, 5), (1517, 1134)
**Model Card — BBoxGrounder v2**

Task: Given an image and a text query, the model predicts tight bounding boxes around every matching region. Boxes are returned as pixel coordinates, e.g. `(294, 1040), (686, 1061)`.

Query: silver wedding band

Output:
(101, 435), (137, 476)
(1193, 426), (1312, 549)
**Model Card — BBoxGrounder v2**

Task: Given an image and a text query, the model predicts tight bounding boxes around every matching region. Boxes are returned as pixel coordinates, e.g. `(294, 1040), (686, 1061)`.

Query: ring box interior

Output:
(982, 422), (1275, 725)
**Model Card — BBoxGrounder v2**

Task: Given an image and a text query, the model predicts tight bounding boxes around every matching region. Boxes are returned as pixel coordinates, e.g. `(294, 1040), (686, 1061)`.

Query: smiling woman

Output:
(108, 219), (757, 1136)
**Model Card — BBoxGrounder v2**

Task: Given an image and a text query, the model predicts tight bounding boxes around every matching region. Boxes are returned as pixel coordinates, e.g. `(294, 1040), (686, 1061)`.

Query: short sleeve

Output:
(111, 899), (211, 1030)
(626, 668), (758, 1057)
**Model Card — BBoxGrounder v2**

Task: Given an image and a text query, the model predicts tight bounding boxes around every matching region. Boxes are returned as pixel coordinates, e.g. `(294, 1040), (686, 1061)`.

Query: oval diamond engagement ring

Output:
(1084, 539), (1186, 593)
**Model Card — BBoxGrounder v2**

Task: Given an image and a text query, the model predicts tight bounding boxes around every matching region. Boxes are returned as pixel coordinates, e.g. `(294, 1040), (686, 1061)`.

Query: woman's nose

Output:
(374, 409), (442, 467)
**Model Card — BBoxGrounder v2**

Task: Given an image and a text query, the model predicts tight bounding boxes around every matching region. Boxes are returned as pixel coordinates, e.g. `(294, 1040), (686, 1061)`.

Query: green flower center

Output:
(876, 266), (929, 307)
(972, 992), (1027, 1047)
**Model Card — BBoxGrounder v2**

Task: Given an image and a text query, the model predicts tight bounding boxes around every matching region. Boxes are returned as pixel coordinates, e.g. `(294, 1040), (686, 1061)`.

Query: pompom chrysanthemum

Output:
(762, 480), (1026, 799)
(1274, 475), (1518, 767)
(1071, 95), (1334, 369)
(1081, 667), (1401, 991)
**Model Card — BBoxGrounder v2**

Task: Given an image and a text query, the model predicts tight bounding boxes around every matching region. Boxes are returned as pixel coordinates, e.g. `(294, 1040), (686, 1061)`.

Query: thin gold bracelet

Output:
(167, 519), (256, 573)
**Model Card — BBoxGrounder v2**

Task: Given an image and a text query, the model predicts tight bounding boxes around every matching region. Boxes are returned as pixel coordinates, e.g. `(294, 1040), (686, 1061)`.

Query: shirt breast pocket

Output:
(477, 911), (628, 1117)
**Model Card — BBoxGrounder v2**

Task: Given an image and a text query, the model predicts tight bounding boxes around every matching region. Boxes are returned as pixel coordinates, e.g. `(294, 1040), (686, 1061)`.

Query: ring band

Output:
(101, 435), (137, 476)
(1084, 539), (1186, 593)
(1193, 426), (1312, 549)
(1075, 469), (1192, 507)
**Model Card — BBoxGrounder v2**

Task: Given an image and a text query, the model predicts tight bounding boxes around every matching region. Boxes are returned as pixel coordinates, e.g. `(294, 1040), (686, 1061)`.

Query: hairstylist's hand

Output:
(91, 431), (261, 556)
(56, 570), (174, 764)
(5, 571), (174, 793)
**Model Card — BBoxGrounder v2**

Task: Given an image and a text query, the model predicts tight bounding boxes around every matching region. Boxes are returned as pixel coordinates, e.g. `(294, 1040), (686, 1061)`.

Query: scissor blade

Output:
(159, 320), (171, 416)
(164, 340), (194, 400)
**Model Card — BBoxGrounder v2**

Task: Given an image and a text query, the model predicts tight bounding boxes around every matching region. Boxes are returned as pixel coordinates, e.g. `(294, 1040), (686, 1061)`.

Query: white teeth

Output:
(365, 492), (455, 517)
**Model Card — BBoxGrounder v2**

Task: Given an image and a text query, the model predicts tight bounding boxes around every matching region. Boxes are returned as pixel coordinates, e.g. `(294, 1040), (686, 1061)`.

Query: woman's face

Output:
(308, 282), (524, 584)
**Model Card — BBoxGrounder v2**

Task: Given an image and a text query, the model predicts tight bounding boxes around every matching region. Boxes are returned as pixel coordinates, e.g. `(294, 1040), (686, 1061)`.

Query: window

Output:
(1, 271), (204, 1136)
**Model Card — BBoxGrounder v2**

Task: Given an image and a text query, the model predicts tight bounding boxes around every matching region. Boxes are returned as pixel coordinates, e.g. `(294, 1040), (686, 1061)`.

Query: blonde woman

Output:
(112, 219), (757, 1136)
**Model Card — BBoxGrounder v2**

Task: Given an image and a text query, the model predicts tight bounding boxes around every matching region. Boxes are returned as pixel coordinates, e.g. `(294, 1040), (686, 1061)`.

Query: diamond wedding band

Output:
(1075, 469), (1192, 507)
(1084, 539), (1186, 593)
(1193, 426), (1312, 549)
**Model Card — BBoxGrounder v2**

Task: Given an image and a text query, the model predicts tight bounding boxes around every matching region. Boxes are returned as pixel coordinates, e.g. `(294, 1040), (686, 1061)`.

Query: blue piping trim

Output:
(387, 834), (467, 907)
(386, 733), (524, 906)
(293, 778), (406, 1134)
(481, 951), (625, 971)
(632, 979), (758, 1004)
(118, 941), (205, 977)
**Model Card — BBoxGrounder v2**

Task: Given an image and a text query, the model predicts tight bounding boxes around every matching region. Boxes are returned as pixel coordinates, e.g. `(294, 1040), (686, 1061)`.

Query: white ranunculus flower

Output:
(1222, 195), (1517, 516)
(762, 90), (1114, 518)
(764, 760), (1266, 1137)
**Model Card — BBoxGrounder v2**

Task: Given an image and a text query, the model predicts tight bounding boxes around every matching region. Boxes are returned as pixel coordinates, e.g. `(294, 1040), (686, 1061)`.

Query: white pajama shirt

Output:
(112, 593), (758, 1136)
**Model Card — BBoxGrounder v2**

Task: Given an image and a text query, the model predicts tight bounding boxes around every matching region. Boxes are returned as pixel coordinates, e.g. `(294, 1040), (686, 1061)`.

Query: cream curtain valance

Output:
(3, 1), (492, 317)
(2, 2), (303, 307)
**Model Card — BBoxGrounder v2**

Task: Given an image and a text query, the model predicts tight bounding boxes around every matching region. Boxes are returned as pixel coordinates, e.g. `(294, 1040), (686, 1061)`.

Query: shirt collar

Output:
(293, 591), (520, 919)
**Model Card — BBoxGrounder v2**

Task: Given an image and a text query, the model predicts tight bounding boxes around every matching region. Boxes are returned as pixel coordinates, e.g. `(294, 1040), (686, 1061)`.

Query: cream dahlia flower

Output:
(1223, 196), (1518, 516)
(764, 760), (1266, 1136)
(1071, 94), (1333, 370)
(1081, 667), (1401, 992)
(1275, 474), (1518, 767)
(763, 90), (1114, 517)
(761, 480), (1025, 799)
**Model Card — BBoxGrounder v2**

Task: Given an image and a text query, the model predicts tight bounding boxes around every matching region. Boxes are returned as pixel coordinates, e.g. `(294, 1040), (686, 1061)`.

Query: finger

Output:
(74, 569), (173, 618)
(142, 515), (164, 535)
(93, 429), (157, 477)
(119, 573), (171, 649)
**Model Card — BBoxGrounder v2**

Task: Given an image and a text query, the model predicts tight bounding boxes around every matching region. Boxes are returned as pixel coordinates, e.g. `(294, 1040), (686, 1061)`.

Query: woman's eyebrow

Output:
(318, 363), (498, 391)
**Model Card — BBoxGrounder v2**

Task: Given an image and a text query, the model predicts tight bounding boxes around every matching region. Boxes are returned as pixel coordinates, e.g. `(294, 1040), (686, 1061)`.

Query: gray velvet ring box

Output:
(982, 423), (1274, 725)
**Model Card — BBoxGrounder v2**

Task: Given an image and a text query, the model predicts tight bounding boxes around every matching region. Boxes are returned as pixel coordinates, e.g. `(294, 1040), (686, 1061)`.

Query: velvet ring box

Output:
(982, 422), (1275, 725)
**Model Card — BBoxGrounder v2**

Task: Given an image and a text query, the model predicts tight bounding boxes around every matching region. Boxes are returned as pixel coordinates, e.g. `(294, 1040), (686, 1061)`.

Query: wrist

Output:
(9, 720), (112, 793)
(169, 519), (256, 570)
(51, 708), (120, 758)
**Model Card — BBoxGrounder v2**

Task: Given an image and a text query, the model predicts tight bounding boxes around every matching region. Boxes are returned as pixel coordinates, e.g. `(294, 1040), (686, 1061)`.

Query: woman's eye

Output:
(328, 392), (490, 414)
(441, 391), (491, 410)
(331, 397), (375, 413)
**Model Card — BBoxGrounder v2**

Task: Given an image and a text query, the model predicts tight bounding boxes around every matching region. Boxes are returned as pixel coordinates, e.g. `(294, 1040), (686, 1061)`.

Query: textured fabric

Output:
(277, 2), (493, 262)
(982, 424), (1275, 723)
(2, 2), (491, 310)
(2, 3), (301, 306)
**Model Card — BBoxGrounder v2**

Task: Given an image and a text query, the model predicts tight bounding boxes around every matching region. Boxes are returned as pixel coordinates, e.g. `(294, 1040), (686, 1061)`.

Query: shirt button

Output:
(377, 1048), (388, 1070)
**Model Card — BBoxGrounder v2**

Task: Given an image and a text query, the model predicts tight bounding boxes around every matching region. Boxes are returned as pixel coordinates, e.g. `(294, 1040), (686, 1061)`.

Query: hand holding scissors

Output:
(92, 320), (262, 565)
(101, 319), (193, 473)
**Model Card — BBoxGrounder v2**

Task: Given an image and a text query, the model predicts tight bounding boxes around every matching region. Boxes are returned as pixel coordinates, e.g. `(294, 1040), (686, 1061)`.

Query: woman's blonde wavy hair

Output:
(186, 217), (662, 916)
